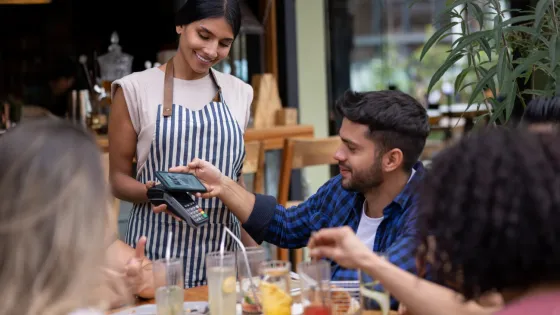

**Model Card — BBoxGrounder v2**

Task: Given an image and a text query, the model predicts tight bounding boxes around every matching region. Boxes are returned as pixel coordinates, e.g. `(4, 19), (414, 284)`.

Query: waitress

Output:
(108, 0), (254, 288)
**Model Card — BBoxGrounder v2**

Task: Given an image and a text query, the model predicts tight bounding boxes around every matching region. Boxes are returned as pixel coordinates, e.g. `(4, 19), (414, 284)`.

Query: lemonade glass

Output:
(259, 261), (292, 315)
(206, 251), (237, 315)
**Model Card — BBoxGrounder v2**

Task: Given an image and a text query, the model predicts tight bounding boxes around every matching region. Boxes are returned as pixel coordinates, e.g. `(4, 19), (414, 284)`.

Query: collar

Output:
(390, 161), (425, 212)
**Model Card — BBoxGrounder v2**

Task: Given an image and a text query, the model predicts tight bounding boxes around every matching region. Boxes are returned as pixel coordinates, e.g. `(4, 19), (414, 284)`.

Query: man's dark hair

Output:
(335, 90), (430, 170)
(521, 96), (560, 124)
(175, 0), (241, 38)
(417, 127), (560, 300)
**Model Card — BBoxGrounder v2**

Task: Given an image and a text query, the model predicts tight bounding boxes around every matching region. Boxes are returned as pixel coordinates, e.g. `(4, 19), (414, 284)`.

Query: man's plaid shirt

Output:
(242, 162), (425, 306)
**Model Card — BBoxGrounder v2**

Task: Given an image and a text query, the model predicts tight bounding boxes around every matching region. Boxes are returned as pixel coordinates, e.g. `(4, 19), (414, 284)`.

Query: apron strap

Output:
(208, 69), (222, 103)
(163, 58), (174, 117)
(163, 58), (223, 117)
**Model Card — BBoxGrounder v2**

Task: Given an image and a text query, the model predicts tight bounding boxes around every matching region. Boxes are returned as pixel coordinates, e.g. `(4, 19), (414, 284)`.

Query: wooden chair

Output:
(276, 136), (342, 264)
(241, 141), (266, 194)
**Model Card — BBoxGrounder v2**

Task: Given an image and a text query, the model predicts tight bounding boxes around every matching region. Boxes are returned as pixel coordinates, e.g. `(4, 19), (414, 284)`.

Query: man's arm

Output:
(237, 174), (258, 247)
(219, 176), (330, 248)
(170, 159), (336, 248)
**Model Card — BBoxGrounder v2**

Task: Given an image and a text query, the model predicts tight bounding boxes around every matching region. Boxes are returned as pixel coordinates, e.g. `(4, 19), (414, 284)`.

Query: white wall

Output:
(295, 0), (331, 196)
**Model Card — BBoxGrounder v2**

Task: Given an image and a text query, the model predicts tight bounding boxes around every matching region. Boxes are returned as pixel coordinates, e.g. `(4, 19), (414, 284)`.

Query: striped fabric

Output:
(126, 84), (245, 287)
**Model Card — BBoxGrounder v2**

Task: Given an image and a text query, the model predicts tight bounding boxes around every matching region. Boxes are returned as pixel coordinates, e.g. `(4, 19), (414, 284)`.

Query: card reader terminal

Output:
(147, 184), (209, 228)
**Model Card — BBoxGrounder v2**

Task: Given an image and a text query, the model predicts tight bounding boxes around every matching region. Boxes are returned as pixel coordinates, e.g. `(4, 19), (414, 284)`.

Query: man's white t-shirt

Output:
(355, 204), (385, 251)
(355, 169), (416, 250)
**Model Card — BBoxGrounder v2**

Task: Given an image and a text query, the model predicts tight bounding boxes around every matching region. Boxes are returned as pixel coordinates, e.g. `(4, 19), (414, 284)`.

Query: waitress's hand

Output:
(168, 158), (222, 199)
(145, 181), (167, 213)
(146, 181), (182, 221)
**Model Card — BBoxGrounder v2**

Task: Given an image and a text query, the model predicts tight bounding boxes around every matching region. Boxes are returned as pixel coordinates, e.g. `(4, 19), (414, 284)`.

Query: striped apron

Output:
(126, 59), (245, 287)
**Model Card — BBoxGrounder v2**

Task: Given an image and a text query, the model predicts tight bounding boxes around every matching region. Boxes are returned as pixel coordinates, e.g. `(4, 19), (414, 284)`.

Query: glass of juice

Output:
(237, 246), (266, 314)
(259, 260), (292, 315)
(206, 251), (237, 315)
(153, 258), (184, 315)
(298, 260), (332, 315)
(359, 269), (390, 315)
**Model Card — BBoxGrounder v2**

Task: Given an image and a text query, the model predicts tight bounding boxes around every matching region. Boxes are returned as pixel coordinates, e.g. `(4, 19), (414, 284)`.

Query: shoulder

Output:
(311, 175), (359, 206)
(212, 70), (253, 102)
(111, 68), (163, 99)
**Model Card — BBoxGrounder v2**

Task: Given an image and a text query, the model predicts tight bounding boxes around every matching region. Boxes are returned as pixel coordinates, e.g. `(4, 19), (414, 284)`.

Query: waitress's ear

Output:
(176, 25), (185, 35)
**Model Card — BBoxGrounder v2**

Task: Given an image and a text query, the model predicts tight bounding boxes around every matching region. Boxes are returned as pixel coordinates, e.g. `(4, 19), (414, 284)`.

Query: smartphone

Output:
(155, 171), (207, 193)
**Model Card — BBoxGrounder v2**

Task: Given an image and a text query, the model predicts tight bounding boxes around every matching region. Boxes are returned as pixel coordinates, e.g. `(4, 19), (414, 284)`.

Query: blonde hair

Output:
(0, 119), (115, 315)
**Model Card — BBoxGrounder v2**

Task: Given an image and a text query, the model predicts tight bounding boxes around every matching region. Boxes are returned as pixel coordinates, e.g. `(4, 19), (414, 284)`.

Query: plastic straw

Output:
(220, 227), (261, 307)
(165, 231), (173, 288)
(166, 231), (173, 261)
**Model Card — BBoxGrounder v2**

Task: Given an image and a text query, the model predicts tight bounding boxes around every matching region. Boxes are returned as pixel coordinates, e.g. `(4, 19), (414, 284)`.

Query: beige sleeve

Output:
(111, 77), (141, 135)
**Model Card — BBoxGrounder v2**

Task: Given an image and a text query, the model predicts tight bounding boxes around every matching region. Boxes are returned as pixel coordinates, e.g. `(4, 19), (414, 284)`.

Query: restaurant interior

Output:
(0, 0), (557, 314)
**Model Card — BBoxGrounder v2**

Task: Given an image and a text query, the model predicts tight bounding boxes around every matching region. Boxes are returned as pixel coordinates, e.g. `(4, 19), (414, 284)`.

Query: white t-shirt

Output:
(356, 203), (384, 251)
(356, 169), (417, 250)
(111, 67), (253, 170)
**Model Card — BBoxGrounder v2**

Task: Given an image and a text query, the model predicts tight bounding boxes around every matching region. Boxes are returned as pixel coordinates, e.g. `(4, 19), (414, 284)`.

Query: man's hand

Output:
(169, 158), (223, 198)
(308, 226), (373, 270)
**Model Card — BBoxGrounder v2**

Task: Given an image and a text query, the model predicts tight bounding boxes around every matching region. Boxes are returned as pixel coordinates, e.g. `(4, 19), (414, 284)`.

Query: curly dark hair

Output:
(335, 90), (430, 170)
(417, 127), (560, 300)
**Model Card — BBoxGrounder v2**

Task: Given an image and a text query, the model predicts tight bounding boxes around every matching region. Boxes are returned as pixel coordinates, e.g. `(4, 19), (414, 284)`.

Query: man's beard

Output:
(340, 157), (384, 193)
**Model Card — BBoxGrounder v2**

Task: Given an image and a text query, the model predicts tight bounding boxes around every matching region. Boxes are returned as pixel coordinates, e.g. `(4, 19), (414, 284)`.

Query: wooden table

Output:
(96, 125), (315, 153)
(108, 285), (397, 315)
(108, 285), (208, 314)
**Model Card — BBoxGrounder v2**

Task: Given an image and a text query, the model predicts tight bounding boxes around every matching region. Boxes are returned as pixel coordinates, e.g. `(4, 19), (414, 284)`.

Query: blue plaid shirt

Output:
(242, 162), (424, 308)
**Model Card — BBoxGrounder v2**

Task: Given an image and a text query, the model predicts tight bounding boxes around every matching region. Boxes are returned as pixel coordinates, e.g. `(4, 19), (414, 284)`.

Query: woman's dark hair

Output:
(417, 127), (560, 300)
(175, 0), (241, 38)
(521, 96), (560, 124)
(335, 90), (430, 170)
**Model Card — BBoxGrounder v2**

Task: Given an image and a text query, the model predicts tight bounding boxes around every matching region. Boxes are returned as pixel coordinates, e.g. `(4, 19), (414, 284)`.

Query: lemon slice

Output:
(222, 276), (236, 294)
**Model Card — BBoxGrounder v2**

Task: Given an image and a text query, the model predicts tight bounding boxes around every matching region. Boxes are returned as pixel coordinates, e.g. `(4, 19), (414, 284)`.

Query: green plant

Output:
(419, 0), (560, 124)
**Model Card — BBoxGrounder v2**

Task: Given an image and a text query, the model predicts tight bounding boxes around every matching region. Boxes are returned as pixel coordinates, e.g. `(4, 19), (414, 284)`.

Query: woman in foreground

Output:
(309, 128), (560, 315)
(0, 119), (143, 315)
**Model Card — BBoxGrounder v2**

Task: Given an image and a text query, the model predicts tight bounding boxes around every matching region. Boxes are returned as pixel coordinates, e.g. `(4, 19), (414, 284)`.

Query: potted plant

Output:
(419, 0), (560, 124)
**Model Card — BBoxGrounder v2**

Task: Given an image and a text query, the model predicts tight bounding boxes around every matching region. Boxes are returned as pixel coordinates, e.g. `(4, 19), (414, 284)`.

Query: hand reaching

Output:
(307, 226), (373, 270)
(168, 158), (222, 199)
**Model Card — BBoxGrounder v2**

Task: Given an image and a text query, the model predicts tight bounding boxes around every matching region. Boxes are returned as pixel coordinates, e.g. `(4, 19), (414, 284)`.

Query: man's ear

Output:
(382, 148), (404, 172)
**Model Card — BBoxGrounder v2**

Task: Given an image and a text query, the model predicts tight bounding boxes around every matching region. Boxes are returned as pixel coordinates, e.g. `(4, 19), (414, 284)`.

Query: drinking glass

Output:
(358, 269), (390, 315)
(206, 251), (237, 315)
(298, 260), (332, 315)
(153, 258), (184, 315)
(237, 246), (266, 314)
(259, 260), (292, 315)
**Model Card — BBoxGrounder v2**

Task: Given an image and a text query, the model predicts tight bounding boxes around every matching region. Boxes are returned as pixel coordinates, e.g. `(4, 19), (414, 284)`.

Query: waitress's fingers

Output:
(165, 210), (182, 221)
(152, 204), (167, 213)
